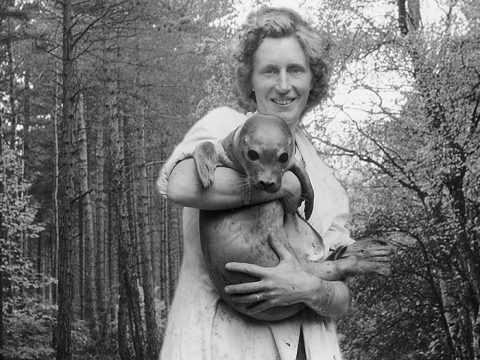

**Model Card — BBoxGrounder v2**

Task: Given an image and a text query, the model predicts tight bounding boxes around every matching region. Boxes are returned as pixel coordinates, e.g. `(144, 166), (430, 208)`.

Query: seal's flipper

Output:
(303, 187), (314, 221)
(193, 141), (220, 188)
(289, 159), (314, 220)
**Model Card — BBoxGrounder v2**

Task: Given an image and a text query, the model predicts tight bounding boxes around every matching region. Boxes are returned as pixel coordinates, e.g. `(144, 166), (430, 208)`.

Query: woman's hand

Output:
(224, 235), (321, 316)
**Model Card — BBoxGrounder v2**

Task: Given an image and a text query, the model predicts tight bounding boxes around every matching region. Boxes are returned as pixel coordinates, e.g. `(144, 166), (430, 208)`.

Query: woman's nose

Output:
(275, 71), (291, 92)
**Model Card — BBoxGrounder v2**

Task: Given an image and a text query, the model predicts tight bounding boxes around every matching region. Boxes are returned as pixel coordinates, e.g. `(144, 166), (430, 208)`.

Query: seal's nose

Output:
(259, 180), (276, 192)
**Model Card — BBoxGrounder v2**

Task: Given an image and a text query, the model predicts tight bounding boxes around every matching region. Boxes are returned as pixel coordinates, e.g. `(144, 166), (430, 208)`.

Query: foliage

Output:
(0, 300), (125, 360)
(338, 174), (453, 359)
(314, 0), (480, 358)
(1, 148), (45, 304)
(0, 302), (56, 360)
(71, 319), (120, 360)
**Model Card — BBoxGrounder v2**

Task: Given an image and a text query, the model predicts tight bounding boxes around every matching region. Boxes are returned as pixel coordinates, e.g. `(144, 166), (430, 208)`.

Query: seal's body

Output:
(200, 200), (322, 321)
(193, 113), (391, 321)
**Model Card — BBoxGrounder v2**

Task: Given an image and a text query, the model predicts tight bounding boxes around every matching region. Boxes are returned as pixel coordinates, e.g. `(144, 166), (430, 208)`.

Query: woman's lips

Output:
(271, 98), (295, 105)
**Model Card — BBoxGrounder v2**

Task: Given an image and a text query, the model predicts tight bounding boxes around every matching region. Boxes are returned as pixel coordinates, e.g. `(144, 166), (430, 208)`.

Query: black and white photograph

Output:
(1, 0), (479, 359)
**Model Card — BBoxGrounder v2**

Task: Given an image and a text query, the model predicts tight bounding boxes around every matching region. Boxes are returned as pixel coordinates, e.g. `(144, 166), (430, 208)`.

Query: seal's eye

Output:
(247, 150), (259, 161)
(279, 153), (289, 164)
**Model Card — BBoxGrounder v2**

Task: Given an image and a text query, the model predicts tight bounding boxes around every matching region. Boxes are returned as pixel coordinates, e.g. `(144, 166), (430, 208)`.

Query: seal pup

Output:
(193, 113), (392, 321)
(193, 113), (314, 219)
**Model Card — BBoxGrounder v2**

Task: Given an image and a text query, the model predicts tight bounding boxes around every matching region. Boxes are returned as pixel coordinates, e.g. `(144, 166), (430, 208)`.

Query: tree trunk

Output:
(37, 232), (42, 298)
(56, 0), (75, 357)
(6, 34), (17, 150)
(105, 58), (145, 360)
(76, 93), (98, 336)
(72, 183), (84, 318)
(94, 116), (108, 339)
(0, 269), (3, 359)
(118, 271), (132, 360)
(0, 118), (5, 357)
(438, 268), (471, 359)
(52, 60), (60, 306)
(76, 190), (84, 317)
(136, 111), (160, 360)
(147, 164), (158, 289)
(122, 114), (146, 360)
(106, 173), (117, 325)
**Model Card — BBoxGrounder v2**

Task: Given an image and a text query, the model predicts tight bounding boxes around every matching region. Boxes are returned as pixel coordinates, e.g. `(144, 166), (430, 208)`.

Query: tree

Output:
(1, 0), (239, 357)
(310, 0), (480, 358)
(56, 0), (76, 357)
(135, 109), (161, 360)
(75, 93), (98, 336)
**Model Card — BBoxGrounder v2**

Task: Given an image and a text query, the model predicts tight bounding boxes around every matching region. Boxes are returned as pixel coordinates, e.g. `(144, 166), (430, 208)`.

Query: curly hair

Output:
(232, 7), (331, 116)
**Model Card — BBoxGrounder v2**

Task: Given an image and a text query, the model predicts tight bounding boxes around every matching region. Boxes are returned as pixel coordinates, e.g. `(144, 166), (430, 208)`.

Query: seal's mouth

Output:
(271, 98), (295, 106)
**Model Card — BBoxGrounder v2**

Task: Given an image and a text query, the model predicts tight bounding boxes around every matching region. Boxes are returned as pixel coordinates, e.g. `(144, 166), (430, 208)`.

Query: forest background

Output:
(1, 0), (479, 359)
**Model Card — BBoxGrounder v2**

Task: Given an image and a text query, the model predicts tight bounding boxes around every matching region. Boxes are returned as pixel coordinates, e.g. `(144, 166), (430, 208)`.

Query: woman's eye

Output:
(279, 153), (289, 164)
(289, 66), (304, 74)
(264, 67), (277, 74)
(247, 150), (259, 161)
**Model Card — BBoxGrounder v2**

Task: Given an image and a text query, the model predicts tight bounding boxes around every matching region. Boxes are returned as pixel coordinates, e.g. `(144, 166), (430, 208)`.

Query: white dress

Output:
(157, 107), (354, 360)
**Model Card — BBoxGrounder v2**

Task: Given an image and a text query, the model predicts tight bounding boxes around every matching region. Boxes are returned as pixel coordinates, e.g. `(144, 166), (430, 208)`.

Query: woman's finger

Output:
(225, 281), (264, 295)
(268, 235), (292, 261)
(225, 262), (265, 277)
(248, 299), (277, 314)
(229, 292), (267, 303)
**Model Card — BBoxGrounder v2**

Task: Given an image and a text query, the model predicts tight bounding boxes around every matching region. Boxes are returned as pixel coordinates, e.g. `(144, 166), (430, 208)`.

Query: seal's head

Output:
(238, 113), (294, 193)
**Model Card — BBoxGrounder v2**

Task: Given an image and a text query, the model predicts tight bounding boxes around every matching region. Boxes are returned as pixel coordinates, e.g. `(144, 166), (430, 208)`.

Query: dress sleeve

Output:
(322, 174), (355, 252)
(156, 107), (245, 197)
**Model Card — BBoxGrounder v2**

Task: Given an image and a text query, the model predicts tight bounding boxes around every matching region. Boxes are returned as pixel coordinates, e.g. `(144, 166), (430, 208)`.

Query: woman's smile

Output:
(251, 36), (312, 129)
(271, 97), (295, 105)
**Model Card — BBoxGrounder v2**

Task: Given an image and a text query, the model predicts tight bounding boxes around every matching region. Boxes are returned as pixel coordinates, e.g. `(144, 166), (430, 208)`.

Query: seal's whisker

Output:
(278, 185), (296, 200)
(239, 176), (252, 189)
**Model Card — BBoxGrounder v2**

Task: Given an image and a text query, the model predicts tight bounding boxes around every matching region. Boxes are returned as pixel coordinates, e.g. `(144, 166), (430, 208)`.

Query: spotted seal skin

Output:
(192, 113), (392, 321)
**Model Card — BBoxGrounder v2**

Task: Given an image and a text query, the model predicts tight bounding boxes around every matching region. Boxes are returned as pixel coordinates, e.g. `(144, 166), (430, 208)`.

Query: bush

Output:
(1, 302), (56, 360)
(1, 300), (121, 360)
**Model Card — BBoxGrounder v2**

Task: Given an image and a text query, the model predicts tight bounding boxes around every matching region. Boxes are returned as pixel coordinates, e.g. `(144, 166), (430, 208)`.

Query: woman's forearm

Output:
(303, 277), (351, 318)
(167, 159), (246, 209)
(167, 158), (301, 210)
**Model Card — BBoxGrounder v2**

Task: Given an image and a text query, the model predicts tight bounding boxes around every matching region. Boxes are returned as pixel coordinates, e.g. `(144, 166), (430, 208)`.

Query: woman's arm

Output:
(224, 238), (352, 318)
(302, 275), (351, 318)
(167, 158), (302, 211)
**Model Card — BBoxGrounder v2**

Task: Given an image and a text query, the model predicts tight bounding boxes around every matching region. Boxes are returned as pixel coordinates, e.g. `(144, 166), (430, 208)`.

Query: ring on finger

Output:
(256, 294), (261, 301)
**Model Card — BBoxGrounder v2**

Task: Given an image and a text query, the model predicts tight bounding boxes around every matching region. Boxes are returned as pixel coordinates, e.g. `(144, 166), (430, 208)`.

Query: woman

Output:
(157, 7), (354, 360)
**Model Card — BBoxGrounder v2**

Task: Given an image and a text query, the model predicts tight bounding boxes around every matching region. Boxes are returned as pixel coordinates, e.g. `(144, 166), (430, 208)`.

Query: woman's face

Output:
(251, 36), (312, 129)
